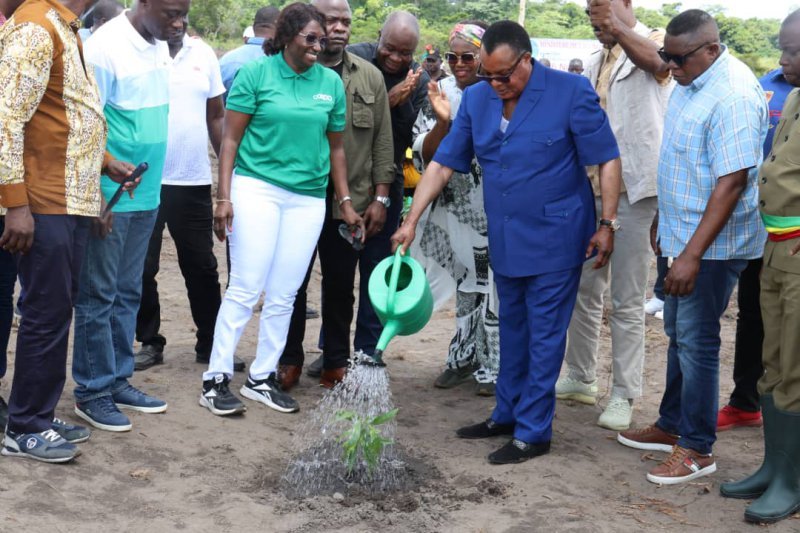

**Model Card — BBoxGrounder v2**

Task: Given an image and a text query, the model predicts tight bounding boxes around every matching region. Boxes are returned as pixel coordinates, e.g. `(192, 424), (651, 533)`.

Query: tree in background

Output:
(191, 0), (780, 76)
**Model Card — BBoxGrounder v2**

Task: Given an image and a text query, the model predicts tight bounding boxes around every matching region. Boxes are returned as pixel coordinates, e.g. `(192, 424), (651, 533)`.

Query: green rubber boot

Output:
(720, 395), (775, 499)
(744, 404), (800, 524)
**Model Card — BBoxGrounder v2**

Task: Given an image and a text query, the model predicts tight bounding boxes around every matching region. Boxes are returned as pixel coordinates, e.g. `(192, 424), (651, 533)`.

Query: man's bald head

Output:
(312, 0), (352, 57)
(381, 10), (419, 37)
(376, 10), (420, 74)
(312, 0), (350, 12)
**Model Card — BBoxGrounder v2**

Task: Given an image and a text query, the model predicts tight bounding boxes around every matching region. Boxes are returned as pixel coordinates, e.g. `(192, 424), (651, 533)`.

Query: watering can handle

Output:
(386, 248), (404, 314)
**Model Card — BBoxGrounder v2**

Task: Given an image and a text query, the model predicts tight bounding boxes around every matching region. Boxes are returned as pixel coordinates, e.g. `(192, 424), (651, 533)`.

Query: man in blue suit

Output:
(393, 20), (622, 464)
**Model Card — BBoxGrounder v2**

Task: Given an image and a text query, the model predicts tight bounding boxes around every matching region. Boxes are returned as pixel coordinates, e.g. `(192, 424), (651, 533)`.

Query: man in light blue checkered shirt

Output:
(616, 9), (768, 486)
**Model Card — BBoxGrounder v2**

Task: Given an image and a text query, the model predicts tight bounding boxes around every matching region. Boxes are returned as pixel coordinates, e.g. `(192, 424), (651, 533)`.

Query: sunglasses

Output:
(657, 42), (714, 67)
(424, 56), (439, 63)
(445, 52), (477, 65)
(297, 32), (328, 49)
(476, 53), (526, 84)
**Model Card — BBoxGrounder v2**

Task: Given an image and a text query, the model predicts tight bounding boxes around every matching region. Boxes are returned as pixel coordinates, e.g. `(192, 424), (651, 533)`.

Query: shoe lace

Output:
(605, 397), (630, 415)
(214, 378), (231, 395)
(97, 395), (121, 415)
(121, 384), (146, 399)
(40, 429), (62, 443)
(266, 373), (284, 392)
(661, 446), (690, 470)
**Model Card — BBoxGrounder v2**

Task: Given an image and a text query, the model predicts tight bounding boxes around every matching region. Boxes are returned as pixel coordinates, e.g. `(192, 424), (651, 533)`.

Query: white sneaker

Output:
(597, 396), (633, 430)
(555, 375), (598, 405)
(644, 297), (664, 315)
(654, 310), (664, 320)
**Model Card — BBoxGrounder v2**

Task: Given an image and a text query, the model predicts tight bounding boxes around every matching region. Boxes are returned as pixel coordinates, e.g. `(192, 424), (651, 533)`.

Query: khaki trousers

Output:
(564, 194), (658, 399)
(758, 239), (800, 412)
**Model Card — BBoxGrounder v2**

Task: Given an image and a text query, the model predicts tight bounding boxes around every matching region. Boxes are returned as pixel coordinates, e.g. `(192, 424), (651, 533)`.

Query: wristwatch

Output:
(375, 195), (391, 208)
(599, 218), (621, 232)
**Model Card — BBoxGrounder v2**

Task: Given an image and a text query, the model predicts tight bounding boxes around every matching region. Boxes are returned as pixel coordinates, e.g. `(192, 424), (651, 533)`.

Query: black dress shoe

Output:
(196, 353), (246, 372)
(456, 419), (515, 439)
(134, 344), (164, 371)
(488, 438), (551, 464)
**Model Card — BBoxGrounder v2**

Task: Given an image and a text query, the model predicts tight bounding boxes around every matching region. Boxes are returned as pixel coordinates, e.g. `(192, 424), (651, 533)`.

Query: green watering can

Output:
(365, 248), (434, 366)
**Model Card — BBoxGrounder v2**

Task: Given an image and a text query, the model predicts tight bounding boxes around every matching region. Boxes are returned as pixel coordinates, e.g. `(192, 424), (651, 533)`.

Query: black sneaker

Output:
(456, 418), (515, 439)
(487, 438), (551, 465)
(240, 373), (299, 413)
(134, 344), (164, 371)
(196, 353), (245, 372)
(200, 375), (246, 416)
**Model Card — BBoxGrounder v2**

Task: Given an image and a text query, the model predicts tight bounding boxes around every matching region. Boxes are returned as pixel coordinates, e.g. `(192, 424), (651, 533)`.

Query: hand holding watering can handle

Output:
(386, 247), (404, 315)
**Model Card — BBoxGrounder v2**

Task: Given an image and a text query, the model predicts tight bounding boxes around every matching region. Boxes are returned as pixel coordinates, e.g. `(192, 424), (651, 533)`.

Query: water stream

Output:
(282, 353), (409, 498)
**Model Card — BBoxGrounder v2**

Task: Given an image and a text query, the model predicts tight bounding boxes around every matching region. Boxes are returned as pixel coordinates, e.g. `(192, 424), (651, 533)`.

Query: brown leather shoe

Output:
(646, 446), (716, 485)
(277, 364), (302, 391)
(617, 424), (679, 452)
(319, 367), (346, 389)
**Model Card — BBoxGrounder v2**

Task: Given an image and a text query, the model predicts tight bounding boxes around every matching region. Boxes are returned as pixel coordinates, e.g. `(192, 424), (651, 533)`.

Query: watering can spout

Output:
(357, 349), (387, 367)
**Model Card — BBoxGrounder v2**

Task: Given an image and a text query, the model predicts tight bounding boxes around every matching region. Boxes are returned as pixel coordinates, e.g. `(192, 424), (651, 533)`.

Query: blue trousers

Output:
(73, 209), (158, 402)
(0, 217), (16, 381)
(655, 259), (747, 454)
(492, 266), (582, 444)
(7, 215), (89, 433)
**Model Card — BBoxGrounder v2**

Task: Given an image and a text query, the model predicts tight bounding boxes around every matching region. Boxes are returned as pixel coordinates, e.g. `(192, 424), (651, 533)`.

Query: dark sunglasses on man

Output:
(657, 42), (715, 67)
(298, 32), (329, 49)
(476, 53), (527, 84)
(424, 56), (439, 63)
(445, 52), (477, 66)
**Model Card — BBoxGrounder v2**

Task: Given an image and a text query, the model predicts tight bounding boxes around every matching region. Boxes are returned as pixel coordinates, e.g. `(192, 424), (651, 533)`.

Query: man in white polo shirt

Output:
(133, 17), (244, 373)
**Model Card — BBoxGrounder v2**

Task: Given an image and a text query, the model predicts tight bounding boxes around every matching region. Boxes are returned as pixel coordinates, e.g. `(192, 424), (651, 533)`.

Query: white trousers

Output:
(204, 176), (324, 381)
(564, 194), (658, 399)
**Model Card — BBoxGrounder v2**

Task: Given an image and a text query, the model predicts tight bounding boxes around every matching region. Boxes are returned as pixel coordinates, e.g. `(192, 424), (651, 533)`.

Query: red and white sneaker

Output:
(717, 404), (762, 431)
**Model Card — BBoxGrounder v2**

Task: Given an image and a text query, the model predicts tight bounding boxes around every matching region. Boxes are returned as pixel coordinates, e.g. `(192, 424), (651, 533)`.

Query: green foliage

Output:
(190, 0), (781, 71)
(336, 408), (398, 476)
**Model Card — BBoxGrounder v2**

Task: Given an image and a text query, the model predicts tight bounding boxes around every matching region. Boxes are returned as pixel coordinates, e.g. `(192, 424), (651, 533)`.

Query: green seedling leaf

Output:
(336, 408), (398, 476)
(370, 408), (398, 426)
(335, 410), (356, 421)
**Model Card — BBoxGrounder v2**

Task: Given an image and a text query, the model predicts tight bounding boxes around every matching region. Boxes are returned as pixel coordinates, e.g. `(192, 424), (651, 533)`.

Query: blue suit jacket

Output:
(434, 63), (620, 278)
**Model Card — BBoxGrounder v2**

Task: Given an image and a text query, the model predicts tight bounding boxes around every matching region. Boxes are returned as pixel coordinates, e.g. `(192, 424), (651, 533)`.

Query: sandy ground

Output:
(0, 231), (797, 533)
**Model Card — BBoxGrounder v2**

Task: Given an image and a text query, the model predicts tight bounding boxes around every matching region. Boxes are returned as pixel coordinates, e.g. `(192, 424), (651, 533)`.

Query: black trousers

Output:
(728, 257), (764, 412)
(8, 215), (88, 434)
(136, 185), (221, 357)
(280, 178), (402, 369)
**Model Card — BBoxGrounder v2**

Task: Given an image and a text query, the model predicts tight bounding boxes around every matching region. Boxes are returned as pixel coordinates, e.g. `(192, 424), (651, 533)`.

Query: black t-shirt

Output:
(347, 42), (430, 181)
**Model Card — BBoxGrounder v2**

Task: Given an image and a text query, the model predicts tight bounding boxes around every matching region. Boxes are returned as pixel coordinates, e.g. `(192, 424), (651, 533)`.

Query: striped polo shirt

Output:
(84, 11), (170, 212)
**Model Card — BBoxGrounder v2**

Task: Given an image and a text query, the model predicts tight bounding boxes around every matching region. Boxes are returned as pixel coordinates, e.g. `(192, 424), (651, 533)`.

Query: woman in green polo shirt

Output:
(200, 2), (363, 416)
